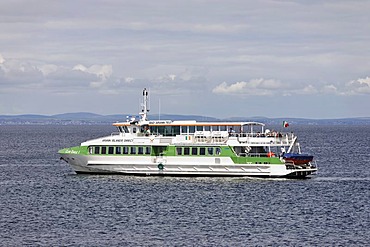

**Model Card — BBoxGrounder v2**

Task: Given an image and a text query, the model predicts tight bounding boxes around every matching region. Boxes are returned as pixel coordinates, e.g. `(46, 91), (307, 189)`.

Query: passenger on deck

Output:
(229, 128), (235, 136)
(144, 126), (151, 136)
(280, 147), (286, 157)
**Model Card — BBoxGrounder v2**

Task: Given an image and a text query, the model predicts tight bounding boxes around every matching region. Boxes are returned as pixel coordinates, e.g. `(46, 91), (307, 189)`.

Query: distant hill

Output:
(0, 114), (50, 119)
(52, 112), (102, 120)
(0, 112), (370, 125)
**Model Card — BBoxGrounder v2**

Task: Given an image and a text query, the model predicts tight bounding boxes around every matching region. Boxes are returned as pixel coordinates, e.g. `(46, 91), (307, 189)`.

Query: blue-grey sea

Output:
(0, 125), (369, 246)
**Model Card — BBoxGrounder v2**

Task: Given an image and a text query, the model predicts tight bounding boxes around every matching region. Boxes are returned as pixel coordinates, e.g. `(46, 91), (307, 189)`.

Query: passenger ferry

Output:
(59, 88), (317, 178)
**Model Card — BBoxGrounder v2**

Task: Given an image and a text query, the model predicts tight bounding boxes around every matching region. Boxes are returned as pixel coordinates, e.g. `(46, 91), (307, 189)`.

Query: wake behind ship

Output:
(59, 88), (317, 178)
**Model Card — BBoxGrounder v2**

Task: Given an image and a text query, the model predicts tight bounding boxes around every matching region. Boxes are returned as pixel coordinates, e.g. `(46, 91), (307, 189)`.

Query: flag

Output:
(283, 121), (289, 128)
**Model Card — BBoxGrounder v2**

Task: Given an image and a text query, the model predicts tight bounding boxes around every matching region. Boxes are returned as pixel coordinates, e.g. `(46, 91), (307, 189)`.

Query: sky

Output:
(0, 0), (370, 119)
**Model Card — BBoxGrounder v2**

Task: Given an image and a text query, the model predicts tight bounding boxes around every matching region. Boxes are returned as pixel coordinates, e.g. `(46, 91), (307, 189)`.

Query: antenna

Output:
(139, 88), (149, 121)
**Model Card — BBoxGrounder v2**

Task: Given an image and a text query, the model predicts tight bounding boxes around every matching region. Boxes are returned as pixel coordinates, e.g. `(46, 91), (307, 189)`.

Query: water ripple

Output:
(0, 125), (369, 246)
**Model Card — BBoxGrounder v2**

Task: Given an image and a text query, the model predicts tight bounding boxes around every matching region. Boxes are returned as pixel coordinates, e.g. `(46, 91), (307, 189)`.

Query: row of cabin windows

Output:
(176, 147), (222, 156)
(90, 146), (151, 155)
(150, 126), (242, 136)
(120, 125), (243, 136)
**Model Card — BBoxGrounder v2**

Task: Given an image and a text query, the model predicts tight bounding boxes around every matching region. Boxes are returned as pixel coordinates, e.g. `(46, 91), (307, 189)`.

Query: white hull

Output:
(61, 153), (317, 178)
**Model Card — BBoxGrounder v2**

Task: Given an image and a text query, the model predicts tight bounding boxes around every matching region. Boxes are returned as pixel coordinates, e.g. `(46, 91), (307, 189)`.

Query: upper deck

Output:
(110, 119), (295, 146)
(113, 120), (265, 127)
(113, 120), (266, 136)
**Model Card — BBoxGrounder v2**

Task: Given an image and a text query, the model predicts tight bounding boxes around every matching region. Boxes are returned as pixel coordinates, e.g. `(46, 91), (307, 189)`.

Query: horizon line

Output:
(0, 112), (370, 120)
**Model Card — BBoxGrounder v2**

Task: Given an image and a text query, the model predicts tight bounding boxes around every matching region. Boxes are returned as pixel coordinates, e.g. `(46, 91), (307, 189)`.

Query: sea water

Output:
(0, 125), (369, 246)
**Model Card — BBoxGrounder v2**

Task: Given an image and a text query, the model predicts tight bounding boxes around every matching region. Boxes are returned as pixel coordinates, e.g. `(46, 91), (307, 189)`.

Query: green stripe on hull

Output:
(59, 145), (284, 165)
(231, 156), (283, 165)
(58, 146), (87, 155)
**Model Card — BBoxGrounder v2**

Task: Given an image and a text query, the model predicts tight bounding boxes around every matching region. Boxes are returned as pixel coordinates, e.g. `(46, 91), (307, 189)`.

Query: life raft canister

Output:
(267, 152), (275, 157)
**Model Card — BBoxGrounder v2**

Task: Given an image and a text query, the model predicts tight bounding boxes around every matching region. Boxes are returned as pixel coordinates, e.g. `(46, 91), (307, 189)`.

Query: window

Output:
(108, 146), (114, 154)
(138, 146), (144, 154)
(145, 146), (151, 155)
(123, 146), (129, 154)
(173, 126), (181, 135)
(153, 146), (166, 156)
(191, 147), (198, 155)
(200, 147), (206, 155)
(163, 126), (179, 136)
(176, 147), (182, 155)
(204, 126), (210, 131)
(101, 146), (107, 154)
(189, 126), (195, 133)
(199, 136), (206, 142)
(94, 146), (100, 154)
(197, 126), (203, 131)
(89, 146), (93, 154)
(157, 126), (165, 135)
(150, 126), (156, 135)
(116, 146), (122, 154)
(184, 147), (190, 155)
(130, 146), (136, 155)
(208, 147), (214, 155)
(181, 126), (187, 134)
(216, 147), (221, 155)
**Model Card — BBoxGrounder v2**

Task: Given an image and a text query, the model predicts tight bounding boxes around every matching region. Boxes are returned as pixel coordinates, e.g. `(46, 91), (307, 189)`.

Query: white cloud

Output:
(213, 81), (246, 94)
(321, 84), (338, 94)
(213, 77), (370, 97)
(301, 85), (318, 94)
(72, 64), (87, 72)
(73, 64), (112, 80)
(88, 64), (112, 80)
(346, 77), (370, 94)
(358, 77), (370, 87)
(212, 79), (282, 95)
(168, 74), (176, 81)
(155, 74), (178, 83)
(124, 77), (134, 83)
(0, 58), (43, 88)
(0, 55), (115, 92)
(39, 64), (58, 76)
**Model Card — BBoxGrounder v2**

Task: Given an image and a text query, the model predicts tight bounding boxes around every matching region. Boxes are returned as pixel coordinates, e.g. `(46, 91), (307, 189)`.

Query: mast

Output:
(139, 88), (149, 121)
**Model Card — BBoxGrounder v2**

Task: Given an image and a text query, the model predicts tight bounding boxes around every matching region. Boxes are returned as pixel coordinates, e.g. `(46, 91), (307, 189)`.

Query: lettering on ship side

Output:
(148, 120), (172, 124)
(102, 139), (125, 142)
